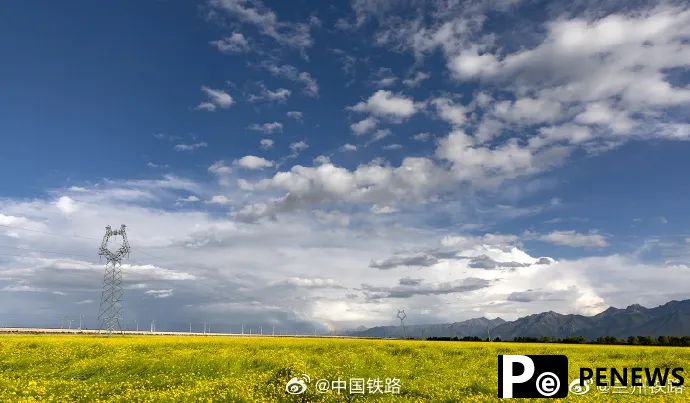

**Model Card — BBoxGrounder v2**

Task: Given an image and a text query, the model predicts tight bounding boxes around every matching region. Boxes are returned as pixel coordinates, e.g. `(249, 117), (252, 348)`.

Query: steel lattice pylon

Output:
(397, 309), (407, 339)
(97, 224), (130, 334)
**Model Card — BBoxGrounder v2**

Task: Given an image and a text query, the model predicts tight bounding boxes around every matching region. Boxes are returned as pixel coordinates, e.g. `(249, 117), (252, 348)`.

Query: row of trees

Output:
(427, 335), (690, 346)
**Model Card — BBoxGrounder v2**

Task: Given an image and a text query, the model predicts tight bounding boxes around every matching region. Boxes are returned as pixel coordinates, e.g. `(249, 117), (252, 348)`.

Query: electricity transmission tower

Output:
(397, 309), (408, 339)
(97, 224), (130, 334)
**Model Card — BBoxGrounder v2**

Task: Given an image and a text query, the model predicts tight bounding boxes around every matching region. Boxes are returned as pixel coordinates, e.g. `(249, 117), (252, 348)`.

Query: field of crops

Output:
(1, 334), (689, 402)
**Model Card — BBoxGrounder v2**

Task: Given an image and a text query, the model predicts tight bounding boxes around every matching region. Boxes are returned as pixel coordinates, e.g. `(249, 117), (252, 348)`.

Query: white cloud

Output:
(209, 0), (313, 49)
(2, 179), (690, 330)
(350, 116), (378, 135)
(234, 155), (274, 170)
(196, 86), (233, 111)
(413, 132), (431, 142)
(369, 129), (391, 144)
(493, 97), (563, 125)
(209, 32), (250, 53)
(177, 195), (201, 203)
(402, 71), (430, 87)
(371, 204), (398, 215)
(55, 196), (77, 215)
(249, 85), (291, 103)
(208, 161), (233, 186)
(448, 49), (499, 79)
(285, 277), (342, 289)
(372, 67), (398, 88)
(574, 102), (634, 134)
(174, 142), (208, 151)
(340, 144), (357, 152)
(145, 289), (174, 299)
(351, 90), (418, 119)
(248, 122), (283, 134)
(286, 111), (303, 120)
(436, 130), (570, 186)
(535, 230), (608, 248)
(289, 141), (308, 154)
(382, 143), (402, 150)
(238, 158), (448, 220)
(432, 97), (467, 126)
(263, 63), (319, 97)
(207, 195), (232, 205)
(260, 138), (274, 149)
(208, 160), (232, 176)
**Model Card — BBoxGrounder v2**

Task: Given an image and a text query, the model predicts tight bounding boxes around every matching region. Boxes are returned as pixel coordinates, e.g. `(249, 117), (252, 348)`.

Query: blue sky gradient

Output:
(1, 0), (689, 331)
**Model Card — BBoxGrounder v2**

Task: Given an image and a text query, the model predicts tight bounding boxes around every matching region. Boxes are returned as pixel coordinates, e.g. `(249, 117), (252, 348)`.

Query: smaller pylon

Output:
(397, 309), (407, 339)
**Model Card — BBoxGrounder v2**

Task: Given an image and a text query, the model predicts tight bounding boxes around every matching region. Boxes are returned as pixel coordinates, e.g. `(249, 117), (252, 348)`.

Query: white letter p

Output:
(500, 355), (535, 398)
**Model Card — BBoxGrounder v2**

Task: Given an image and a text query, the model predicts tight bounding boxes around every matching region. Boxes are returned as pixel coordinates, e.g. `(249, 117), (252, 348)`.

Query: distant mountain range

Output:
(349, 299), (690, 340)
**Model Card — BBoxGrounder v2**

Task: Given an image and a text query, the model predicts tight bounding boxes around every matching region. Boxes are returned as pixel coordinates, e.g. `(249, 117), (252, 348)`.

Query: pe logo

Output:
(498, 355), (568, 398)
(286, 374), (310, 395)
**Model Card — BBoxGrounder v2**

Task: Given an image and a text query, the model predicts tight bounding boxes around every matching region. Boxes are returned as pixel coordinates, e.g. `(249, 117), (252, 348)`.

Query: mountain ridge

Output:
(349, 299), (690, 340)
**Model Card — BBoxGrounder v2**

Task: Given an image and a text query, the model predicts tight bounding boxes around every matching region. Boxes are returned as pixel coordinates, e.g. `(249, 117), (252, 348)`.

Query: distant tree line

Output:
(426, 335), (690, 346)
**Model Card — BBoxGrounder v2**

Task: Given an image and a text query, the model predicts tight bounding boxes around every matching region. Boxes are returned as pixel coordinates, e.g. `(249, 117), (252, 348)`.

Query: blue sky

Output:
(1, 0), (689, 331)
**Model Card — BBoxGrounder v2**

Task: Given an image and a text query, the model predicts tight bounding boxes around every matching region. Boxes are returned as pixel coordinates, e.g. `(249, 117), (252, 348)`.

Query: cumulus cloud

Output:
(289, 141), (308, 154)
(402, 71), (430, 87)
(177, 195), (201, 204)
(249, 122), (283, 133)
(360, 2), (690, 193)
(208, 0), (313, 49)
(236, 158), (449, 221)
(207, 195), (232, 205)
(2, 181), (690, 330)
(351, 90), (418, 119)
(284, 277), (343, 289)
(249, 85), (291, 103)
(348, 90), (422, 137)
(350, 116), (378, 135)
(174, 142), (208, 151)
(534, 230), (608, 248)
(234, 155), (274, 170)
(209, 32), (250, 53)
(436, 130), (571, 186)
(208, 161), (233, 186)
(55, 196), (77, 215)
(145, 289), (174, 299)
(413, 132), (431, 142)
(432, 97), (467, 126)
(196, 86), (234, 111)
(286, 111), (303, 120)
(262, 63), (319, 96)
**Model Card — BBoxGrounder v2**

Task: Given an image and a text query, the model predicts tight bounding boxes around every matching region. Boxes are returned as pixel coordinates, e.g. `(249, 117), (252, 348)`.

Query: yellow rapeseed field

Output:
(1, 335), (689, 402)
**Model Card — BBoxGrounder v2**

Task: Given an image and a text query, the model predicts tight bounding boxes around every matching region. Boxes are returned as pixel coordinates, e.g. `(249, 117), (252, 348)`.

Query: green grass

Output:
(0, 335), (688, 401)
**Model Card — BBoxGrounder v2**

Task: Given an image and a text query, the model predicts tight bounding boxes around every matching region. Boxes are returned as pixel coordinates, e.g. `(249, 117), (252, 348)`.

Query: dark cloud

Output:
(369, 254), (438, 270)
(362, 277), (491, 299)
(507, 289), (565, 303)
(398, 277), (423, 286)
(468, 255), (530, 269)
